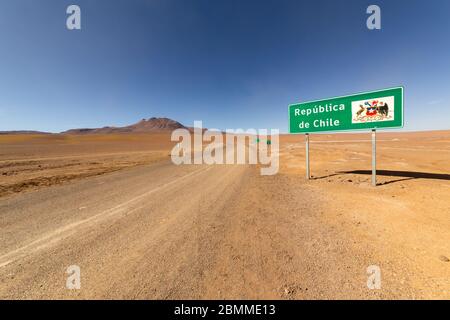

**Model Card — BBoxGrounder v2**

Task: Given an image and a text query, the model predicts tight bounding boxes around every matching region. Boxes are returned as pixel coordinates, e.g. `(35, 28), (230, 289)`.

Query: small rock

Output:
(347, 179), (352, 182)
(439, 255), (450, 262)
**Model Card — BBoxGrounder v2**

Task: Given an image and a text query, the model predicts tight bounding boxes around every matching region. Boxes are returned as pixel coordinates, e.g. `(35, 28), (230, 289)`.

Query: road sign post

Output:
(372, 129), (376, 186)
(305, 133), (310, 180)
(289, 87), (403, 186)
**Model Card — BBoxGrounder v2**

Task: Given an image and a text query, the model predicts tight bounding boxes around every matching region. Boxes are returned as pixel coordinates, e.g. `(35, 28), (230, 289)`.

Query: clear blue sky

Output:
(0, 0), (449, 133)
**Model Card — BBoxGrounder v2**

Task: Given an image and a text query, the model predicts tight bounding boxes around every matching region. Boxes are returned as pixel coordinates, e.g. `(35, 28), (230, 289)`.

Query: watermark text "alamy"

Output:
(171, 121), (279, 175)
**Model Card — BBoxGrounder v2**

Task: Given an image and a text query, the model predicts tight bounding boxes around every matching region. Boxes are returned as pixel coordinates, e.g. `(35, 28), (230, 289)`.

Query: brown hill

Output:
(126, 117), (187, 132)
(62, 117), (187, 134)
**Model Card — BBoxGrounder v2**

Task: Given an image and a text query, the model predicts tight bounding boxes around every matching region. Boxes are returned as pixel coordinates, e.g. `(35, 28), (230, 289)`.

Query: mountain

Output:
(61, 117), (187, 134)
(126, 117), (187, 132)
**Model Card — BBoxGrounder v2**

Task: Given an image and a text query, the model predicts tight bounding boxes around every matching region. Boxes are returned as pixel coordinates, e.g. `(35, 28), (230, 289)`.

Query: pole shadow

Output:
(338, 170), (450, 185)
(312, 170), (450, 186)
(311, 173), (340, 180)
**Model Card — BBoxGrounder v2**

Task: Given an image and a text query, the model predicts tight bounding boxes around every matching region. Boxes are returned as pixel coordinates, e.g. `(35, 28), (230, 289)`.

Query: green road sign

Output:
(288, 87), (403, 133)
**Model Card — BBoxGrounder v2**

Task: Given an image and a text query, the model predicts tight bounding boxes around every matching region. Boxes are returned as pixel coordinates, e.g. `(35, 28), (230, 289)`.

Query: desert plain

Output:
(0, 130), (449, 299)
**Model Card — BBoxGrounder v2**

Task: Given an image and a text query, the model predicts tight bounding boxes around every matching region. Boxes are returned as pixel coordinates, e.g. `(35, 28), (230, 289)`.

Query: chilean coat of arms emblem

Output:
(351, 96), (395, 123)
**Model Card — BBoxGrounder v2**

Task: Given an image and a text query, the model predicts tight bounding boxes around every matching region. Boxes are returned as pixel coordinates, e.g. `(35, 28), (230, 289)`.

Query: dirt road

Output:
(0, 160), (376, 299)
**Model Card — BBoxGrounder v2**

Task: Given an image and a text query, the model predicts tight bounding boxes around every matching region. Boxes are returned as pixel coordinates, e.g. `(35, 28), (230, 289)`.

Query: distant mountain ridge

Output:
(1, 117), (201, 135)
(0, 118), (187, 135)
(54, 117), (186, 134)
(0, 130), (51, 135)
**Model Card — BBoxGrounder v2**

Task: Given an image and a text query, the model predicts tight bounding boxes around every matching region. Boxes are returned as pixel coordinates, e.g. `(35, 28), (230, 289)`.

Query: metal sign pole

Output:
(372, 129), (376, 186)
(305, 133), (310, 180)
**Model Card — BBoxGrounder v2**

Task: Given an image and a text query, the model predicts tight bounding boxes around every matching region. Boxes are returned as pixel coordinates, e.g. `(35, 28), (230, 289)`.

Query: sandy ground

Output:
(280, 130), (450, 298)
(0, 130), (449, 299)
(0, 133), (174, 198)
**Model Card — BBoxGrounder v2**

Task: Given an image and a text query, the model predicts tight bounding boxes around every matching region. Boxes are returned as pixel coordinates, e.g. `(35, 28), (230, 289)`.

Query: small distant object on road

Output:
(255, 138), (271, 145)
